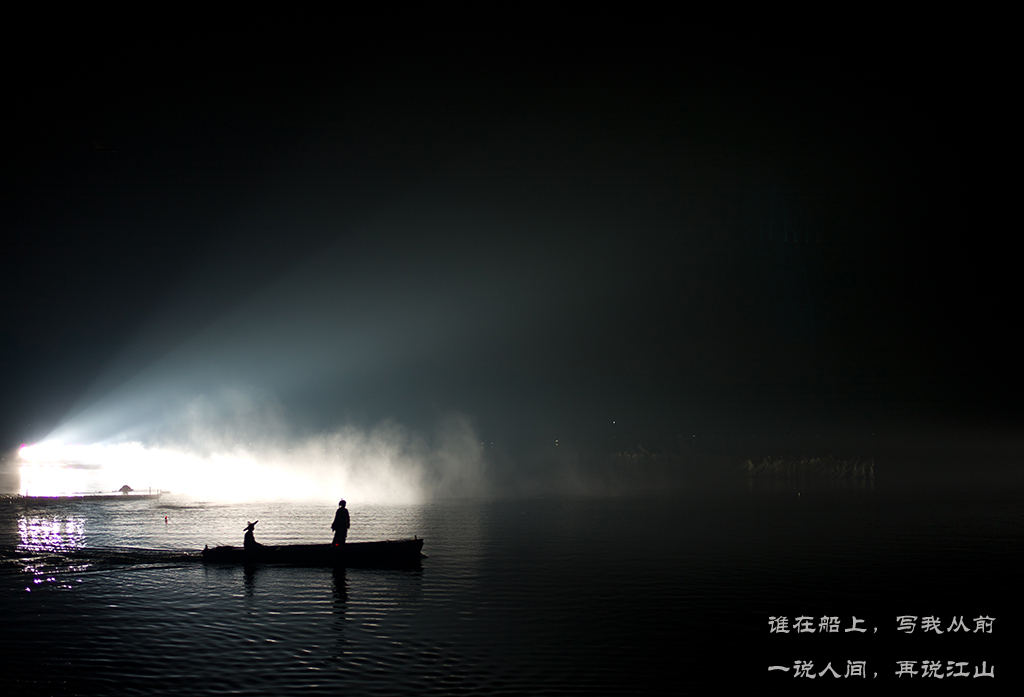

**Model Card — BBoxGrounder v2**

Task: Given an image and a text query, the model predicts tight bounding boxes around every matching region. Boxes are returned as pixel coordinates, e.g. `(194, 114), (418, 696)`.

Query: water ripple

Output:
(0, 493), (1020, 694)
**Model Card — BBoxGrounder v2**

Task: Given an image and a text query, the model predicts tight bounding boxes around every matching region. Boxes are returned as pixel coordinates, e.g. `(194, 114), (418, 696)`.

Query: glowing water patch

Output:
(18, 514), (85, 551)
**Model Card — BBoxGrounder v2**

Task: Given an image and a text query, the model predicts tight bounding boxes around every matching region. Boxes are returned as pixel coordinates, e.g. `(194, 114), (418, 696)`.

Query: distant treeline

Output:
(503, 445), (876, 496)
(740, 455), (874, 479)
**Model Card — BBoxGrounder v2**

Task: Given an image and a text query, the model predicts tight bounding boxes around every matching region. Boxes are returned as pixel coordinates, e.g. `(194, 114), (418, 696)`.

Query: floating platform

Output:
(18, 493), (163, 501)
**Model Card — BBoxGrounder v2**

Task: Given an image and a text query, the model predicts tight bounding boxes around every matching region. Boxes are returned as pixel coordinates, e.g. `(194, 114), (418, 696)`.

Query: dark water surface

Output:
(1, 488), (1020, 695)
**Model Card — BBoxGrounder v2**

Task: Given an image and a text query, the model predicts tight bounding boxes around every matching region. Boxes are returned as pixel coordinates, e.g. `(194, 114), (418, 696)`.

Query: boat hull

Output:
(201, 538), (424, 569)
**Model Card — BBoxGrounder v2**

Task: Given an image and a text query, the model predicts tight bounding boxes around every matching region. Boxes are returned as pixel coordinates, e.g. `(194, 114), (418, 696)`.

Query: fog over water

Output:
(21, 397), (492, 503)
(14, 181), (653, 500)
(0, 23), (1019, 697)
(5, 46), (1018, 490)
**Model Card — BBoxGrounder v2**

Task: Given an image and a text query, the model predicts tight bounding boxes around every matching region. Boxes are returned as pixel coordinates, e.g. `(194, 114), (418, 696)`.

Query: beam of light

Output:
(18, 415), (487, 503)
(17, 440), (416, 502)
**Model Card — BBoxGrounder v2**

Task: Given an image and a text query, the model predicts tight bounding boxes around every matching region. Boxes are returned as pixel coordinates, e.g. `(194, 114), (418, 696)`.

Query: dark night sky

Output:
(1, 23), (1017, 468)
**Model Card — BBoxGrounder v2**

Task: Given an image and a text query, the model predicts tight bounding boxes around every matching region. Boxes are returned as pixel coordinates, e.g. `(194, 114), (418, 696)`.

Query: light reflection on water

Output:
(18, 513), (86, 551)
(0, 492), (1020, 695)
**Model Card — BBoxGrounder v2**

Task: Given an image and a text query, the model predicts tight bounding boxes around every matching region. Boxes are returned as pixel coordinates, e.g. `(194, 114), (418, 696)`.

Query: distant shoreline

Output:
(2, 492), (164, 502)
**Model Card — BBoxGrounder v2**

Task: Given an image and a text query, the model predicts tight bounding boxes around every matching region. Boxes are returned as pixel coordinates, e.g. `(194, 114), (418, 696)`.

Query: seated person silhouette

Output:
(243, 521), (262, 552)
(332, 500), (350, 546)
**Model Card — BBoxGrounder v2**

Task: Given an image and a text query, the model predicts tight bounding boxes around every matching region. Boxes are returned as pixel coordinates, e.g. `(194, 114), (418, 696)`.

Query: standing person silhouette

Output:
(332, 500), (350, 546)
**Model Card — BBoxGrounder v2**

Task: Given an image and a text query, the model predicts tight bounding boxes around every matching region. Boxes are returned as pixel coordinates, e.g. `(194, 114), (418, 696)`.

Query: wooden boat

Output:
(201, 537), (425, 569)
